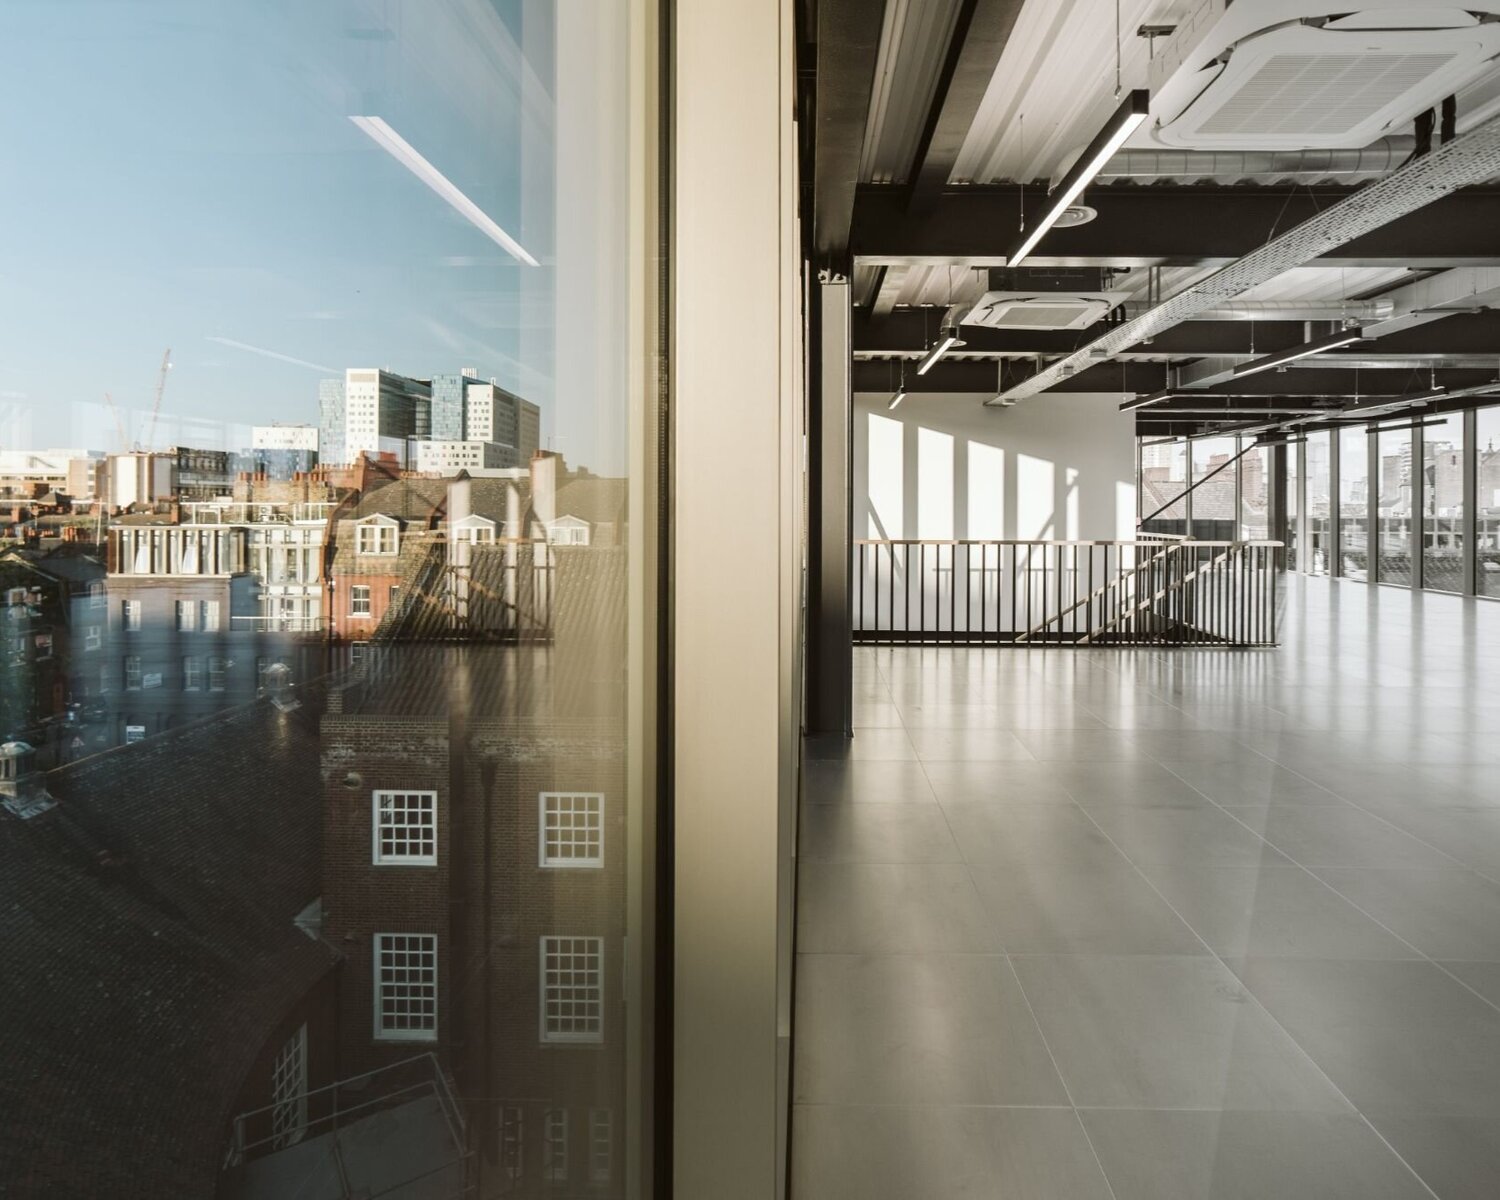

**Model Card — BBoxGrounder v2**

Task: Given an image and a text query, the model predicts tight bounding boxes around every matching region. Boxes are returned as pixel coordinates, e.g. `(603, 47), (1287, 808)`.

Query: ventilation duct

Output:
(1126, 299), (1395, 322)
(1097, 138), (1414, 182)
(1140, 3), (1500, 151)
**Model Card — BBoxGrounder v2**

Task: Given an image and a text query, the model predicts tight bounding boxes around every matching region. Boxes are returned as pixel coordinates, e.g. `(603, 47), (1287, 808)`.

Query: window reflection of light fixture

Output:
(1231, 329), (1365, 380)
(350, 116), (540, 267)
(1008, 90), (1150, 268)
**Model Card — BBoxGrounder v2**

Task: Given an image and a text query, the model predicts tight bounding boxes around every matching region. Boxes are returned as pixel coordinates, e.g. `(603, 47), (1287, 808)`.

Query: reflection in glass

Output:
(1423, 414), (1466, 594)
(1286, 440), (1300, 570)
(1339, 427), (1369, 580)
(1306, 431), (1332, 575)
(1376, 426), (1413, 586)
(0, 3), (648, 1197)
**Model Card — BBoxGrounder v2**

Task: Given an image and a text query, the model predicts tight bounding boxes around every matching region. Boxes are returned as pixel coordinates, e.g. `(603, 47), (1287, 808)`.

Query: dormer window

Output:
(356, 515), (400, 556)
(451, 514), (498, 546)
(545, 517), (590, 546)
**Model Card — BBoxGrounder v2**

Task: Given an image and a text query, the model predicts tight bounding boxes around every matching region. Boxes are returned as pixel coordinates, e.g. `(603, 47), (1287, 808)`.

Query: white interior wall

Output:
(854, 391), (1138, 544)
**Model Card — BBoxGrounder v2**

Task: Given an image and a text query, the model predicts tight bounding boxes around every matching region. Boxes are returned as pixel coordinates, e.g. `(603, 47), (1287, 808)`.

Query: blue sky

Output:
(0, 1), (623, 468)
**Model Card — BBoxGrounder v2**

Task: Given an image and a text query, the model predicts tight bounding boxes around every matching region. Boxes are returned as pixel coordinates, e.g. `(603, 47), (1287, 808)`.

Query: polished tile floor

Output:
(792, 577), (1500, 1200)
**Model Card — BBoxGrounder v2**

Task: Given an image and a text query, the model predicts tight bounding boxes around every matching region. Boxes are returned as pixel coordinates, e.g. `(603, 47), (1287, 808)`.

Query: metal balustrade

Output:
(854, 538), (1282, 647)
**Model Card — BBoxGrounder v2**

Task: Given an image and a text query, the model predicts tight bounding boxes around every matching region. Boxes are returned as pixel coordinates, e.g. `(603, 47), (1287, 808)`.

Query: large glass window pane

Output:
(1140, 440), (1188, 536)
(1480, 407), (1500, 597)
(1191, 436), (1238, 541)
(1423, 413), (1466, 593)
(1339, 427), (1370, 580)
(1306, 431), (1332, 575)
(0, 4), (655, 1196)
(1286, 441), (1301, 570)
(1376, 426), (1413, 586)
(1239, 440), (1270, 541)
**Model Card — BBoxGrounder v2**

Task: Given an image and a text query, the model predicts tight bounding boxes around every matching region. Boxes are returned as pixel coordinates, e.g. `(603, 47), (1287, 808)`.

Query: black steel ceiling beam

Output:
(811, 0), (887, 264)
(854, 311), (1311, 356)
(850, 184), (1500, 267)
(906, 0), (1023, 209)
(852, 358), (1169, 393)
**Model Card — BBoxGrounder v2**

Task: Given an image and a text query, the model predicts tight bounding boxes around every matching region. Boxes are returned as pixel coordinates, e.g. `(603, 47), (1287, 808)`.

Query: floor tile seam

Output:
(997, 947), (1122, 1200)
(1152, 762), (1500, 1017)
(1153, 757), (1495, 884)
(1067, 789), (1447, 1200)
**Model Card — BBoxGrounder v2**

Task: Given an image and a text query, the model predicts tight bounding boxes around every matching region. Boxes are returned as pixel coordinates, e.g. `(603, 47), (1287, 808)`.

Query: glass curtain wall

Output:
(0, 3), (659, 1197)
(1424, 414), (1466, 593)
(1306, 430), (1333, 576)
(1239, 440), (1271, 540)
(1191, 436), (1238, 540)
(1140, 440), (1188, 535)
(1338, 426), (1370, 580)
(1286, 441), (1301, 569)
(1480, 408), (1500, 597)
(1376, 426), (1414, 586)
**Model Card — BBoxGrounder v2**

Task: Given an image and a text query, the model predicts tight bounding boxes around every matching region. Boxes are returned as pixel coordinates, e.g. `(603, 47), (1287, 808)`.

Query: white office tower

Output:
(463, 379), (540, 461)
(320, 369), (432, 467)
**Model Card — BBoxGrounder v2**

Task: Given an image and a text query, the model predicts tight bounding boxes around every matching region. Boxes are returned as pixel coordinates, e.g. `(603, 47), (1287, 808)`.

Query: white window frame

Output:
(123, 655), (142, 690)
(538, 792), (604, 869)
(452, 514), (498, 545)
(356, 516), (400, 556)
(350, 584), (372, 617)
(373, 933), (439, 1042)
(122, 599), (141, 632)
(539, 936), (604, 1045)
(372, 790), (438, 866)
(270, 1024), (308, 1149)
(543, 1109), (569, 1183)
(88, 581), (106, 609)
(589, 1108), (613, 1185)
(182, 656), (201, 691)
(208, 656), (228, 692)
(200, 599), (220, 632)
(175, 599), (196, 632)
(84, 625), (102, 651)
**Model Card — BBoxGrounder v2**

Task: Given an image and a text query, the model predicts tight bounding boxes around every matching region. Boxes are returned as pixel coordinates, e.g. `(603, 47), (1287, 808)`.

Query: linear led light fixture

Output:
(1007, 90), (1149, 269)
(1231, 329), (1365, 380)
(888, 388), (907, 410)
(1121, 389), (1175, 411)
(350, 116), (540, 267)
(1339, 386), (1447, 419)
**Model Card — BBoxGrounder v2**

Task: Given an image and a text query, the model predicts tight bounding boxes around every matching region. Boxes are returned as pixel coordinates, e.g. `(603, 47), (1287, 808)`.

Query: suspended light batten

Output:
(888, 389), (907, 410)
(1230, 329), (1367, 380)
(1120, 389), (1175, 411)
(916, 334), (962, 376)
(1008, 90), (1150, 269)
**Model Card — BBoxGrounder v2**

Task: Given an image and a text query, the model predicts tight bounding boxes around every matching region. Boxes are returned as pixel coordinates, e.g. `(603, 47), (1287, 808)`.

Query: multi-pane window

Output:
(123, 655), (142, 690)
(540, 937), (603, 1044)
(175, 600), (196, 631)
(356, 520), (399, 555)
(499, 1107), (524, 1179)
(351, 641), (368, 664)
(121, 599), (141, 631)
(200, 599), (220, 632)
(208, 656), (228, 691)
(543, 1109), (569, 1183)
(270, 1024), (308, 1149)
(350, 585), (372, 616)
(589, 1109), (613, 1185)
(374, 933), (438, 1041)
(182, 656), (201, 690)
(389, 584), (401, 606)
(88, 581), (106, 609)
(373, 791), (437, 865)
(539, 793), (604, 868)
(84, 625), (102, 651)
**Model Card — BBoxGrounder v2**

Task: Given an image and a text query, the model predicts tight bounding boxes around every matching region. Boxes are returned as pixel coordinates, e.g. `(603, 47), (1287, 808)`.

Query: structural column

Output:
(806, 276), (853, 736)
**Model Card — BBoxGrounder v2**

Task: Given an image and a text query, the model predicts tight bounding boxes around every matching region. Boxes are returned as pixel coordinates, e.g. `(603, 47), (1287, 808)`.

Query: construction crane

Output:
(143, 347), (171, 451)
(102, 392), (128, 452)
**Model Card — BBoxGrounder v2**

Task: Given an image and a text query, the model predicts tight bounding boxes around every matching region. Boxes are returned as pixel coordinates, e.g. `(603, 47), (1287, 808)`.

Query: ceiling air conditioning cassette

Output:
(964, 292), (1130, 331)
(1139, 1), (1500, 151)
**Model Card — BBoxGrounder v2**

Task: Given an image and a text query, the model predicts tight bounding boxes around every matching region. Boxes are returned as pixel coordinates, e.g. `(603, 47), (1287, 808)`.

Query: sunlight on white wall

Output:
(1065, 467), (1079, 540)
(918, 427), (954, 539)
(968, 441), (1004, 538)
(1116, 480), (1137, 541)
(1017, 453), (1055, 539)
(868, 413), (904, 538)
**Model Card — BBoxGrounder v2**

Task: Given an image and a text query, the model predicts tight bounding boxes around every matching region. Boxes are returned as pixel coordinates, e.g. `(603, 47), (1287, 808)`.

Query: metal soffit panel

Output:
(859, 0), (964, 185)
(988, 115), (1500, 405)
